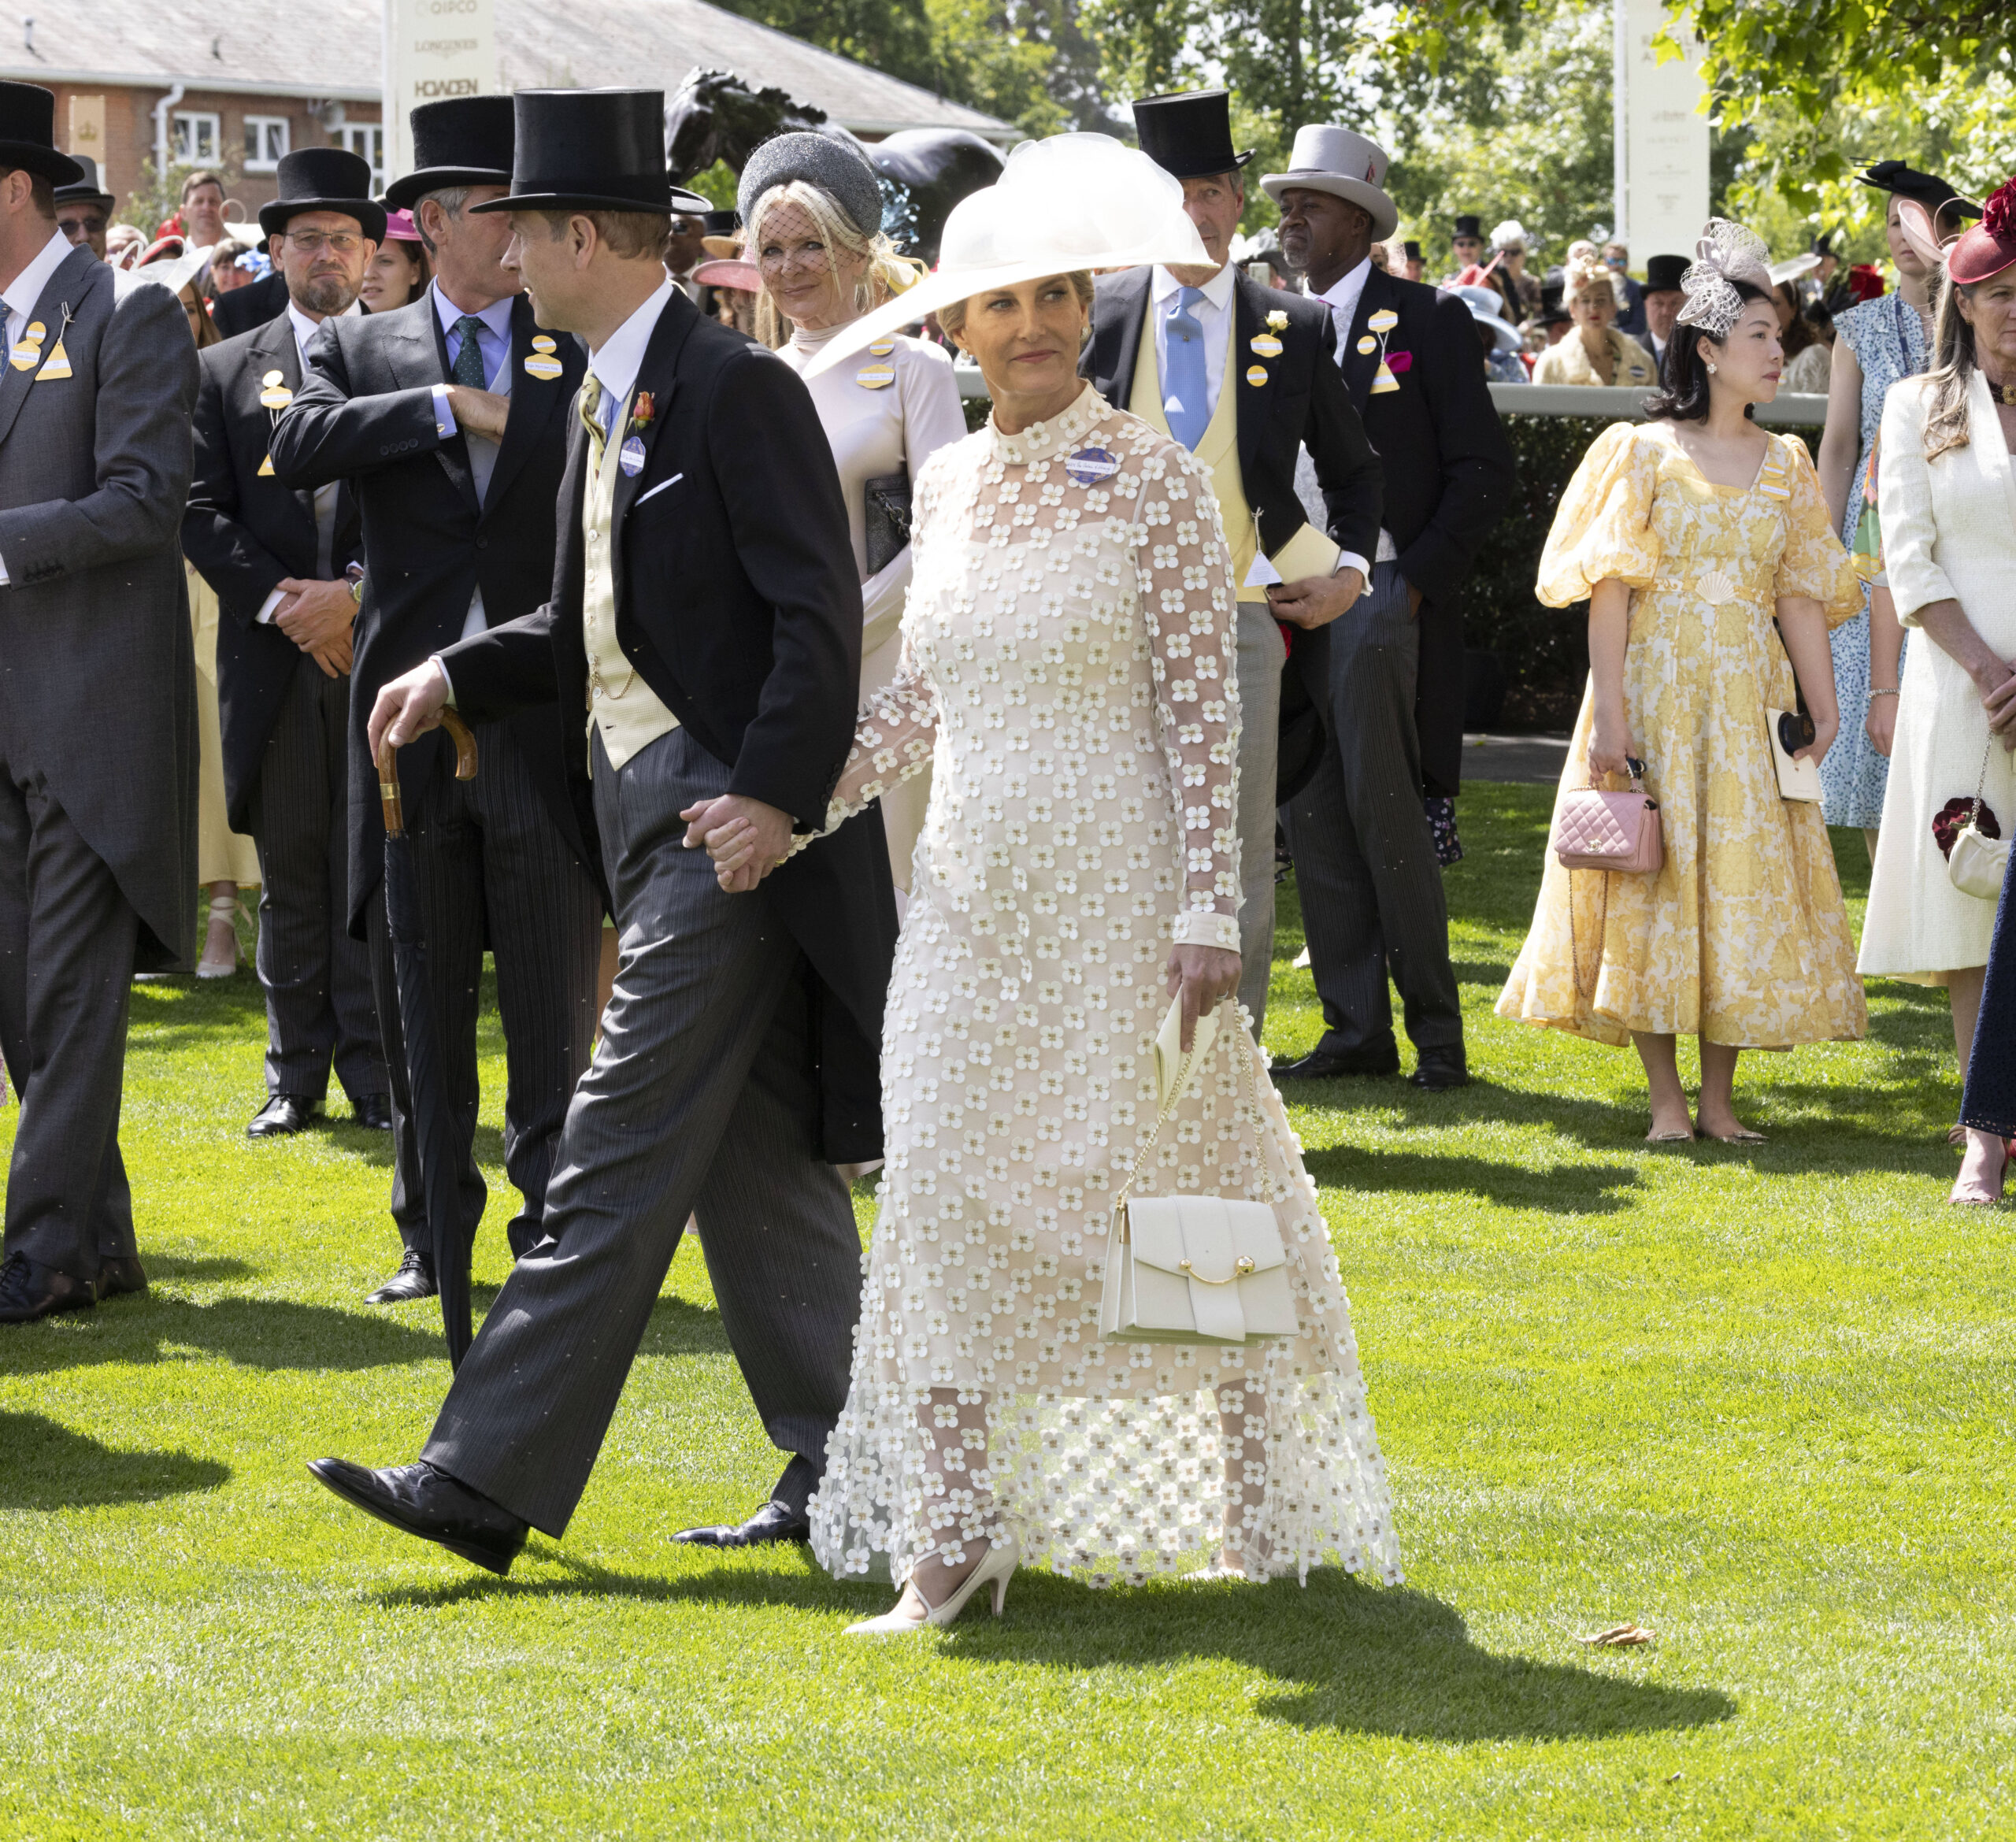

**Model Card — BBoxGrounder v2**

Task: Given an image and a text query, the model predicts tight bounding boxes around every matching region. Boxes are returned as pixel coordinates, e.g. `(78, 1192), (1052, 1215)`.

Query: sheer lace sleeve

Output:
(821, 636), (939, 835)
(1128, 440), (1241, 952)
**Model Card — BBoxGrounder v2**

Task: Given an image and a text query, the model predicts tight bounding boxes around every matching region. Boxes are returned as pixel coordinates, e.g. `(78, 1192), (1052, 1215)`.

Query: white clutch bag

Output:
(1099, 998), (1298, 1347)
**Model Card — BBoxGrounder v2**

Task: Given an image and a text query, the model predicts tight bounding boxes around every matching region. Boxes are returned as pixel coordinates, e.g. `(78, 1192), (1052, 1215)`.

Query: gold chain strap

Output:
(1109, 997), (1253, 1243)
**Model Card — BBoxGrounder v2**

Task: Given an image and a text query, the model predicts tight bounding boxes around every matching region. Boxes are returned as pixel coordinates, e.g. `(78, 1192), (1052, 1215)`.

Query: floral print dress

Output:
(1496, 421), (1868, 1048)
(806, 385), (1401, 1590)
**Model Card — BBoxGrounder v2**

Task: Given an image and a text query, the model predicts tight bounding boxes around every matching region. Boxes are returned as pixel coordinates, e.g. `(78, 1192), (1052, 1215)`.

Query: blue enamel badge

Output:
(1065, 445), (1118, 488)
(620, 435), (647, 477)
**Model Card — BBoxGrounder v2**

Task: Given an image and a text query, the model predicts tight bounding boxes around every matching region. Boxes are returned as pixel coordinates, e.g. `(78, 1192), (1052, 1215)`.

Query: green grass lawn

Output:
(2, 784), (2009, 1840)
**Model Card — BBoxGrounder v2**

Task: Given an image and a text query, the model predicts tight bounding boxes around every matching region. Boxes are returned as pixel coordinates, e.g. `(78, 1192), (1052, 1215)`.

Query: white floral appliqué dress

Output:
(806, 385), (1401, 1588)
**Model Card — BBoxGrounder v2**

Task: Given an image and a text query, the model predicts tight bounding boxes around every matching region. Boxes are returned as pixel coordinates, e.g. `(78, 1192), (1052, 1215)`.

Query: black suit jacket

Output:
(268, 286), (593, 934)
(436, 287), (896, 1162)
(212, 270), (289, 340)
(1083, 266), (1383, 801)
(183, 309), (363, 831)
(1333, 268), (1517, 797)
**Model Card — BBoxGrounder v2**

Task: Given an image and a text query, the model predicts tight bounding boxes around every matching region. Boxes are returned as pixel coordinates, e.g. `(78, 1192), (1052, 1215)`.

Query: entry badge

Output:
(619, 435), (647, 477)
(1065, 445), (1118, 488)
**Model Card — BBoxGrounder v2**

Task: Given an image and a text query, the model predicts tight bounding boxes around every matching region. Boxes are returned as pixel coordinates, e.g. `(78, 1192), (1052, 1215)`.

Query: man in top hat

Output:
(1635, 253), (1688, 372)
(307, 86), (891, 1570)
(1266, 124), (1514, 1091)
(271, 97), (604, 1303)
(1082, 87), (1382, 1036)
(183, 147), (391, 1144)
(1448, 214), (1484, 278)
(1401, 239), (1424, 284)
(54, 154), (113, 260)
(1601, 239), (1647, 339)
(0, 82), (200, 1323)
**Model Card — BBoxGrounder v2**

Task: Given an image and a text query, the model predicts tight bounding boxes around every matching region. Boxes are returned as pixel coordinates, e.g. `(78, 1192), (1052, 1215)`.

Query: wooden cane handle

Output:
(375, 706), (480, 839)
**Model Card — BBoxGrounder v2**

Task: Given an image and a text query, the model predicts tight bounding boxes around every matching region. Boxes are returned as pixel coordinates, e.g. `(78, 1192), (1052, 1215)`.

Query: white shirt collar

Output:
(1151, 261), (1238, 312)
(286, 295), (361, 369)
(2, 228), (76, 332)
(1315, 255), (1375, 325)
(432, 282), (515, 344)
(587, 276), (677, 425)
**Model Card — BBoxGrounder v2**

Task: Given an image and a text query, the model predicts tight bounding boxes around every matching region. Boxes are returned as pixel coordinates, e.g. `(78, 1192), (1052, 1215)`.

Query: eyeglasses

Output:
(283, 231), (365, 255)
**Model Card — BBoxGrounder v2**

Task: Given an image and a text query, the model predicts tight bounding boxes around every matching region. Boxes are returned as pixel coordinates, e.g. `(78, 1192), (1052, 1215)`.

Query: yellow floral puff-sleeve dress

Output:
(1496, 421), (1869, 1049)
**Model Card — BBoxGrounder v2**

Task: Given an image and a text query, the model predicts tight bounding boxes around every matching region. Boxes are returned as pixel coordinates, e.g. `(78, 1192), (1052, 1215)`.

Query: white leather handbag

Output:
(1099, 999), (1298, 1347)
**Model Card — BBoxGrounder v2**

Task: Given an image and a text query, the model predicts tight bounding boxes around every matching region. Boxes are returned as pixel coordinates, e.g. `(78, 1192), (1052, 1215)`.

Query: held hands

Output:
(367, 660), (451, 761)
(1266, 567), (1364, 630)
(273, 578), (356, 678)
(1164, 944), (1242, 1052)
(446, 386), (510, 440)
(1588, 706), (1639, 781)
(685, 795), (795, 893)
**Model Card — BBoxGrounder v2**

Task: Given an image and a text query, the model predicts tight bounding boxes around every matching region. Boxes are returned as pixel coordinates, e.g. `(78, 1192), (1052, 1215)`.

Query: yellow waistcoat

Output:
(582, 392), (679, 770)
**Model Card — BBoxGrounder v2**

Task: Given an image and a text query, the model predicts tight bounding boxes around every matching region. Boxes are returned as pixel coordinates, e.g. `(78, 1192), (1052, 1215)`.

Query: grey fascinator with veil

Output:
(1676, 220), (1773, 338)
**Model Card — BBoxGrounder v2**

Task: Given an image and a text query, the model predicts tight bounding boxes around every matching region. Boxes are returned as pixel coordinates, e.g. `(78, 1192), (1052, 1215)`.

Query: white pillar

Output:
(382, 0), (500, 189)
(1614, 0), (1710, 261)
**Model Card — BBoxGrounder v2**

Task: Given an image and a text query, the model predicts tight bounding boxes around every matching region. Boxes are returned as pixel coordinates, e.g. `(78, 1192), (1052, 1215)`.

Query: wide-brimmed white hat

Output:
(136, 241), (217, 299)
(799, 133), (1208, 380)
(1449, 284), (1521, 351)
(1768, 252), (1820, 288)
(1259, 124), (1398, 243)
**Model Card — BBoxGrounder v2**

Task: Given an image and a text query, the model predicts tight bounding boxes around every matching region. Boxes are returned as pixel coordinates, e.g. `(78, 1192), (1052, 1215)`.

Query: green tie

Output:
(578, 373), (606, 458)
(450, 315), (487, 387)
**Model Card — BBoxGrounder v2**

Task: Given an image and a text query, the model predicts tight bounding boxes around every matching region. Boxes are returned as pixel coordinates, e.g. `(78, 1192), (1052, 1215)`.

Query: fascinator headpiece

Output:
(1949, 177), (2016, 287)
(1676, 219), (1772, 338)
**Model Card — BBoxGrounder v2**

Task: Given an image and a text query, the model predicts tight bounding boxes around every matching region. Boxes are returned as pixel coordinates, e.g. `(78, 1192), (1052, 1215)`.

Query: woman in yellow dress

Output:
(1531, 250), (1658, 389)
(1498, 221), (1867, 1140)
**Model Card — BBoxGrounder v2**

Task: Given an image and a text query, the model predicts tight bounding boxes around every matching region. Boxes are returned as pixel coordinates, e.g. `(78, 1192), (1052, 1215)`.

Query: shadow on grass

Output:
(377, 1558), (1731, 1744)
(142, 1254), (256, 1284)
(1302, 1143), (1640, 1215)
(0, 1296), (447, 1377)
(0, 1410), (229, 1508)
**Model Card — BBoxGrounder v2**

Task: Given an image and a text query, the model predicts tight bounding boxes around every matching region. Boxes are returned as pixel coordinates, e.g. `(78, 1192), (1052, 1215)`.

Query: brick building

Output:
(5, 0), (1009, 225)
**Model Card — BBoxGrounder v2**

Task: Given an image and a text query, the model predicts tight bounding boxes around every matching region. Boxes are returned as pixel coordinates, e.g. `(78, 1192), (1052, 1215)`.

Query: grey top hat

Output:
(1260, 124), (1398, 243)
(54, 154), (113, 209)
(737, 131), (884, 240)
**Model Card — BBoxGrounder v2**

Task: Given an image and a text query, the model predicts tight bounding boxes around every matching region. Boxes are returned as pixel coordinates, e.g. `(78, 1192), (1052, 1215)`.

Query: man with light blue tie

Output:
(1083, 88), (1382, 1034)
(271, 98), (603, 1305)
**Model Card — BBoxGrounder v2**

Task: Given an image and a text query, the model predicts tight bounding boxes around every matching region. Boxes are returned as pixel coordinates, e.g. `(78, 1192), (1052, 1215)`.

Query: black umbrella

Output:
(376, 710), (479, 1367)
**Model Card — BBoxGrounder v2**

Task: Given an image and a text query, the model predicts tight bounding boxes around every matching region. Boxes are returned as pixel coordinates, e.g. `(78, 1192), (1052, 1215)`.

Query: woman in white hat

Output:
(702, 133), (1401, 1629)
(1532, 250), (1657, 387)
(739, 132), (968, 909)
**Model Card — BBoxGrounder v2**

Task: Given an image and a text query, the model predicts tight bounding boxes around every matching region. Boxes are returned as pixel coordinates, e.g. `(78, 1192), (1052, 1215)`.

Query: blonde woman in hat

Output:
(708, 132), (1401, 1628)
(741, 132), (967, 908)
(1531, 252), (1657, 387)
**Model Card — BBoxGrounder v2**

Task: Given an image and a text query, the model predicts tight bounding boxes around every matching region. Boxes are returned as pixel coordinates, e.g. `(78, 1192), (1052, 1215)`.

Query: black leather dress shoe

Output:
(308, 1456), (528, 1575)
(0, 1253), (94, 1324)
(1270, 1042), (1401, 1082)
(352, 1093), (394, 1132)
(247, 1094), (318, 1139)
(671, 1499), (811, 1548)
(1409, 1047), (1471, 1091)
(94, 1257), (150, 1301)
(365, 1247), (436, 1304)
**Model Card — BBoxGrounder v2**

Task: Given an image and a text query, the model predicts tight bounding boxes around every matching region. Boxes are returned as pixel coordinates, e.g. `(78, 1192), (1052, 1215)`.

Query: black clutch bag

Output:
(863, 468), (913, 576)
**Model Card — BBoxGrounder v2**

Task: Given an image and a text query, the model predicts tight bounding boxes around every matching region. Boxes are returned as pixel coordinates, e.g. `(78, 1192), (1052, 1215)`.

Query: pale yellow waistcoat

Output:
(582, 392), (679, 770)
(1130, 307), (1341, 599)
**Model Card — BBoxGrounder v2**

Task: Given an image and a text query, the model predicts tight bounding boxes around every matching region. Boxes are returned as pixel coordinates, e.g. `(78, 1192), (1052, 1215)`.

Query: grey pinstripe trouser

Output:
(421, 725), (862, 1538)
(1280, 561), (1463, 1057)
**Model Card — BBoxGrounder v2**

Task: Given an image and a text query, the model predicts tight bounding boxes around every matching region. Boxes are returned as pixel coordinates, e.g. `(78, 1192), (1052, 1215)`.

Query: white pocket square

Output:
(635, 473), (684, 506)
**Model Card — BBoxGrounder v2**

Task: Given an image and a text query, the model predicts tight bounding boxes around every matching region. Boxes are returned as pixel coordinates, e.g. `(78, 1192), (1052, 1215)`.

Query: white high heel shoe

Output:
(846, 1533), (1020, 1636)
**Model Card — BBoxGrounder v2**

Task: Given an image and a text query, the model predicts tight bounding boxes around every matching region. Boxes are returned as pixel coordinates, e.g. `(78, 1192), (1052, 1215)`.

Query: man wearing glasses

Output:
(183, 146), (391, 1154)
(53, 155), (113, 260)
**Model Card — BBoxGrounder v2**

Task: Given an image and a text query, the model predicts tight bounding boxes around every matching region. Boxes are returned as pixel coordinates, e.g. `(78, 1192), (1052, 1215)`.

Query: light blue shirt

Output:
(428, 284), (516, 437)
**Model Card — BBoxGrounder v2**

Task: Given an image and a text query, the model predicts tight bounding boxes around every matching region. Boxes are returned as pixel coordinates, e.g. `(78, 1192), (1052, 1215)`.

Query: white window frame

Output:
(172, 110), (221, 165)
(338, 124), (385, 194)
(243, 114), (290, 172)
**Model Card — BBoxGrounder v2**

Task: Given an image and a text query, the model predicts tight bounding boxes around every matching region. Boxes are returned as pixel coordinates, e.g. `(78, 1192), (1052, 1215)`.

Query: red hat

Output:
(1950, 176), (2016, 285)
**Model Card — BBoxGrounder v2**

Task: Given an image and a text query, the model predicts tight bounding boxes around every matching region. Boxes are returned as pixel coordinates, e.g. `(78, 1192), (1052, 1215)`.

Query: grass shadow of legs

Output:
(1302, 1144), (1641, 1214)
(0, 1411), (230, 1510)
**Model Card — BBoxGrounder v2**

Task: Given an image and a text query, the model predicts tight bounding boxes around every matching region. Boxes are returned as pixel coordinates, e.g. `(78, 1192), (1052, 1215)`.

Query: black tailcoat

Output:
(267, 287), (592, 933)
(212, 270), (290, 340)
(1333, 267), (1517, 798)
(1083, 265), (1384, 802)
(183, 309), (363, 830)
(436, 287), (896, 1162)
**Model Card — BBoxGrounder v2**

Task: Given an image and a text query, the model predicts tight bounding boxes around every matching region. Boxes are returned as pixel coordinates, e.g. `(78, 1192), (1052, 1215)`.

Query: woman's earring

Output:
(1707, 361), (1718, 372)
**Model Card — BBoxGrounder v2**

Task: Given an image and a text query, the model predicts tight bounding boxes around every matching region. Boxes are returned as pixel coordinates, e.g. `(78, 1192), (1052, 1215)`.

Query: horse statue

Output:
(665, 69), (1009, 265)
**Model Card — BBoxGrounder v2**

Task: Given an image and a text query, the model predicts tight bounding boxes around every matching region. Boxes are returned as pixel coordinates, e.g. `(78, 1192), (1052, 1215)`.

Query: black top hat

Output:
(1643, 253), (1688, 294)
(702, 208), (739, 237)
(54, 153), (113, 209)
(471, 89), (710, 217)
(384, 96), (516, 210)
(1131, 90), (1252, 183)
(1402, 239), (1421, 260)
(258, 148), (387, 243)
(1453, 213), (1482, 239)
(1856, 159), (1981, 221)
(0, 83), (82, 189)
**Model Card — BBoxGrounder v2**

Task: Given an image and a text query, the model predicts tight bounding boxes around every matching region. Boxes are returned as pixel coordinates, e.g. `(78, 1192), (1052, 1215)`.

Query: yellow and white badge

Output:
(1250, 332), (1283, 359)
(259, 368), (292, 410)
(9, 318), (44, 372)
(524, 333), (563, 381)
(1366, 309), (1402, 395)
(1244, 364), (1269, 387)
(1356, 335), (1377, 354)
(855, 361), (895, 391)
(867, 338), (896, 357)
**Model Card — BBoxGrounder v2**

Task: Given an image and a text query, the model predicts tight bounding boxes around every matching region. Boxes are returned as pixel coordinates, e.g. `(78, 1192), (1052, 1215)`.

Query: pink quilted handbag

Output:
(1551, 763), (1663, 875)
